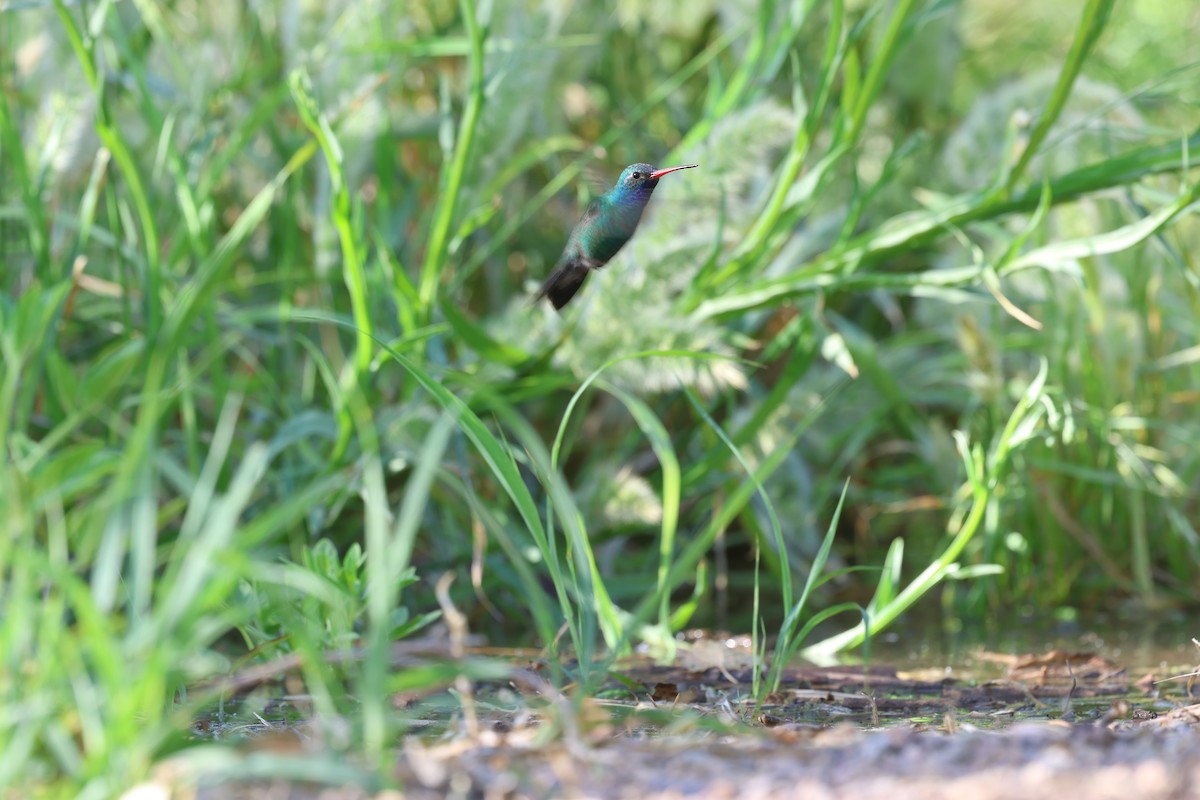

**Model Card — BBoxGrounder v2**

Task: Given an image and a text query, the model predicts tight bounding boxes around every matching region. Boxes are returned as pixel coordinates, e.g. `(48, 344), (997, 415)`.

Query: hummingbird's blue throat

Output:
(616, 181), (656, 206)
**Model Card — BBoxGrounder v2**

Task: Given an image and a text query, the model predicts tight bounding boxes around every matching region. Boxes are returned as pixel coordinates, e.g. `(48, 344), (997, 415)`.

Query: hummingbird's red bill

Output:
(649, 164), (699, 180)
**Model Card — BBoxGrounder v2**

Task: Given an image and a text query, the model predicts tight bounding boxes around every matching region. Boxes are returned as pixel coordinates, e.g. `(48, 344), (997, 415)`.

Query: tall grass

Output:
(2, 0), (1198, 794)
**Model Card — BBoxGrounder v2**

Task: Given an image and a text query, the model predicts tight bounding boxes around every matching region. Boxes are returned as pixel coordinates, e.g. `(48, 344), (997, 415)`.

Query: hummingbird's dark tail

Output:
(533, 260), (590, 311)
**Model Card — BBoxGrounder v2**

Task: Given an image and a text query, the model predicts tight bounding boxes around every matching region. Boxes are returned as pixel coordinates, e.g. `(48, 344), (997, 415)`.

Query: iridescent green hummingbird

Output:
(534, 162), (698, 310)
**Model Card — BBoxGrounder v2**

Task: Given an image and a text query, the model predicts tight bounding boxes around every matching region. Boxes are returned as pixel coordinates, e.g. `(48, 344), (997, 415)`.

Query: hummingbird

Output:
(534, 162), (698, 310)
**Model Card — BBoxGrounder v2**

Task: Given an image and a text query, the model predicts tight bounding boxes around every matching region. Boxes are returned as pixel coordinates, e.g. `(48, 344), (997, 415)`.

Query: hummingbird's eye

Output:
(632, 171), (642, 179)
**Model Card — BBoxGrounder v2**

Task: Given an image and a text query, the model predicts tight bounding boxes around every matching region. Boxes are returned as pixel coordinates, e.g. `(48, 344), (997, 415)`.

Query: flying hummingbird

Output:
(534, 162), (698, 310)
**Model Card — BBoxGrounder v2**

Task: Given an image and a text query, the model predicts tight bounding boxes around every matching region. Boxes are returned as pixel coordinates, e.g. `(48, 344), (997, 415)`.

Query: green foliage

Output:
(238, 538), (437, 654)
(2, 0), (1199, 794)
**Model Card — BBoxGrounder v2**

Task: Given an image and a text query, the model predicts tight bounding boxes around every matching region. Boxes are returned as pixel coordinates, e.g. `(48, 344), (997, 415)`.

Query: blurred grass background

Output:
(2, 0), (1199, 794)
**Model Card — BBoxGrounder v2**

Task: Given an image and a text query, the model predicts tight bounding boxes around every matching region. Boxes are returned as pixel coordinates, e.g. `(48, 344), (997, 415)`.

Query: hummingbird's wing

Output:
(580, 166), (610, 196)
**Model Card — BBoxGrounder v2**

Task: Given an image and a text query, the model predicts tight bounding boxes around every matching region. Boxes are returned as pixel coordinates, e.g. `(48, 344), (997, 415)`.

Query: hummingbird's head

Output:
(616, 162), (698, 196)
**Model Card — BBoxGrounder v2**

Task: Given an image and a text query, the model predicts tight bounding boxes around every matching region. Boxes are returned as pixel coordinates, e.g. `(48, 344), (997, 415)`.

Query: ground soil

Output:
(144, 644), (1200, 799)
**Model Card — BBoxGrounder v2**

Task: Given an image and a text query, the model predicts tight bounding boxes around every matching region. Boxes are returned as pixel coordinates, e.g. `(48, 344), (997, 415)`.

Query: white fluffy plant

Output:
(512, 100), (801, 396)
